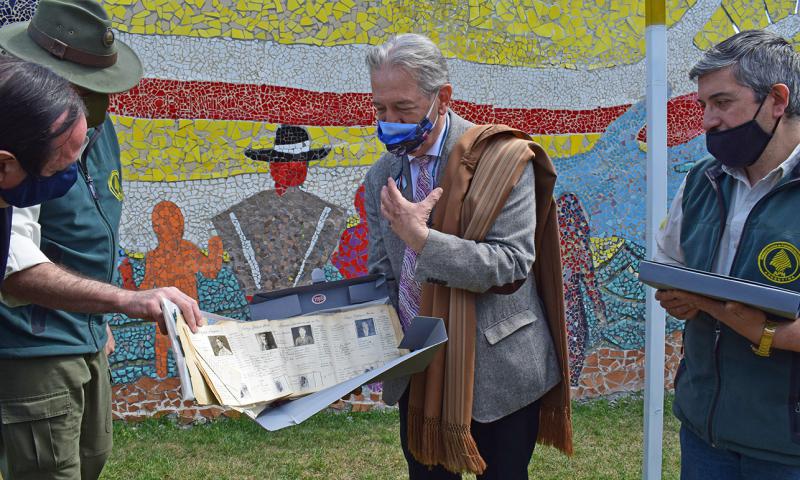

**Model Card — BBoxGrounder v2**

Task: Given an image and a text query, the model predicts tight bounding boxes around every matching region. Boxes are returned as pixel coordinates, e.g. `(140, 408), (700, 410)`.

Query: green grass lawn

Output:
(103, 394), (681, 480)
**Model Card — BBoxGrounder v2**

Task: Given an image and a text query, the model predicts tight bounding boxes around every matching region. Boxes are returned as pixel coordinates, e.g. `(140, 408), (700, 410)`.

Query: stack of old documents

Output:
(162, 299), (404, 419)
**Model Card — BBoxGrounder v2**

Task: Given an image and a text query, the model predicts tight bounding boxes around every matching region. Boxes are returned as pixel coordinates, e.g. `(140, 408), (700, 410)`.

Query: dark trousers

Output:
(680, 425), (800, 480)
(398, 389), (540, 480)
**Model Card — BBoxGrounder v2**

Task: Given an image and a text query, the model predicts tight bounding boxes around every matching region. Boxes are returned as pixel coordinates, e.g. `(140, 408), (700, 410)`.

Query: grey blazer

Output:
(363, 111), (561, 422)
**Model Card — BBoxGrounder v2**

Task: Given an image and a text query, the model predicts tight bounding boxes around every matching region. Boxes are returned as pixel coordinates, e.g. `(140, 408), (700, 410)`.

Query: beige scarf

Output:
(406, 125), (573, 474)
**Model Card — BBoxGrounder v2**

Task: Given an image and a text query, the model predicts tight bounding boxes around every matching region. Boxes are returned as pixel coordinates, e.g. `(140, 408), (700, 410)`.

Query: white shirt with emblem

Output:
(655, 142), (800, 275)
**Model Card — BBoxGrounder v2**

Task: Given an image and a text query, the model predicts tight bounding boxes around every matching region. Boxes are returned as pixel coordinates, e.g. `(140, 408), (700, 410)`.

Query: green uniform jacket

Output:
(0, 117), (123, 358)
(674, 157), (800, 465)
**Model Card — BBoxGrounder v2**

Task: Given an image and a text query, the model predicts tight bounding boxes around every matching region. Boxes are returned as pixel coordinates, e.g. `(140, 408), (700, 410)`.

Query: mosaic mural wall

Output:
(2, 0), (800, 417)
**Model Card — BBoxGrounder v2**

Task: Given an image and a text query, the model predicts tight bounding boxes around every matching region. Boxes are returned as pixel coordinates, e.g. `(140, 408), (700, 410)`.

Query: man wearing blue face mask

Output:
(654, 30), (800, 478)
(363, 34), (571, 479)
(0, 57), (87, 285)
(0, 2), (204, 478)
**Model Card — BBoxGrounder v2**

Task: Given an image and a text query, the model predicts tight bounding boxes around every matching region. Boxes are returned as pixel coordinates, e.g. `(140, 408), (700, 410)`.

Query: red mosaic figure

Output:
(244, 125), (331, 196)
(133, 201), (224, 378)
(331, 183), (369, 278)
(556, 192), (607, 385)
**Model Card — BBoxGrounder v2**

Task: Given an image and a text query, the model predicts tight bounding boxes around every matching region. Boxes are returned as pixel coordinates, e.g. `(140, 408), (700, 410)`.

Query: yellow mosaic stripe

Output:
(532, 133), (602, 158)
(103, 0), (695, 69)
(111, 115), (601, 182)
(590, 236), (627, 267)
(694, 1), (798, 51)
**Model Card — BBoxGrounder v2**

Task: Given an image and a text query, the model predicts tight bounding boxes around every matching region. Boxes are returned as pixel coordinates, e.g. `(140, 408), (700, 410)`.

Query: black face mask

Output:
(706, 97), (781, 169)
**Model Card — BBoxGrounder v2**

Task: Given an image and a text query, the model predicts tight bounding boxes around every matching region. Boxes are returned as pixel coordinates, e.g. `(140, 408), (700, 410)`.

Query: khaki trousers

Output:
(0, 352), (113, 480)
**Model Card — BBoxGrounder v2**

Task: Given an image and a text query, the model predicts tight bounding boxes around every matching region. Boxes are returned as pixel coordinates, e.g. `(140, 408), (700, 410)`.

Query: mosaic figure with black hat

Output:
(245, 124), (331, 196)
(0, 2), (204, 478)
(210, 125), (344, 296)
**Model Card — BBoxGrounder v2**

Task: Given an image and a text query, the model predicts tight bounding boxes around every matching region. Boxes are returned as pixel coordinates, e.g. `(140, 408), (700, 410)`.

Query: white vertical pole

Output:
(644, 0), (669, 479)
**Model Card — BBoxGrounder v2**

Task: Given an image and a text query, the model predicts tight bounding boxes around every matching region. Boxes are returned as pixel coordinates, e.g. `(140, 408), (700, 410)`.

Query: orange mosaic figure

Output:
(138, 201), (224, 377)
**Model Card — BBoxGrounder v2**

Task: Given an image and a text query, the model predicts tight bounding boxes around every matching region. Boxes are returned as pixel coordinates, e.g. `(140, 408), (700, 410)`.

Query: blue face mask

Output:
(0, 163), (78, 208)
(376, 96), (439, 156)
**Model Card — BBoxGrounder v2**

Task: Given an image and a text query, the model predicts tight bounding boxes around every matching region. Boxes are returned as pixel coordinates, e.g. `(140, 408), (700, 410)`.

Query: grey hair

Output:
(689, 30), (800, 118)
(365, 34), (449, 97)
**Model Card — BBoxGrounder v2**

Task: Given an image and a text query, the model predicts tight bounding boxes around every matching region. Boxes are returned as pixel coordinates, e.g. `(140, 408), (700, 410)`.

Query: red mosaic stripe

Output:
(110, 78), (703, 144)
(452, 100), (630, 136)
(638, 93), (704, 146)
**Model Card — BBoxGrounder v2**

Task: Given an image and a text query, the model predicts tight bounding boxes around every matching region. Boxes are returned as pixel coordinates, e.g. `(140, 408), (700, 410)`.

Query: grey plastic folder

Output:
(638, 260), (800, 319)
(249, 273), (389, 320)
(256, 316), (447, 431)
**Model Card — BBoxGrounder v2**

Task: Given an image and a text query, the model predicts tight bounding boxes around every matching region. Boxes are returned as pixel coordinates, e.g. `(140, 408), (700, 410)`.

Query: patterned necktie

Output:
(397, 154), (435, 331)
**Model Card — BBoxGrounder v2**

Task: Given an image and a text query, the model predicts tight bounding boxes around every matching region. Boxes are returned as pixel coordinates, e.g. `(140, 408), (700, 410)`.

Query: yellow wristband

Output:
(752, 320), (779, 357)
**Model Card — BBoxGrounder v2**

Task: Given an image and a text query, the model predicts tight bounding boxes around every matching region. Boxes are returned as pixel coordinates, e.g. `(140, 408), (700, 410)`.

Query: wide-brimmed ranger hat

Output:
(0, 0), (142, 93)
(245, 125), (331, 163)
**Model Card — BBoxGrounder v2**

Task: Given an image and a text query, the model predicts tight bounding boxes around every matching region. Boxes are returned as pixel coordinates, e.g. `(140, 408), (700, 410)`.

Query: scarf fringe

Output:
(441, 422), (487, 475)
(537, 405), (574, 456)
(407, 411), (487, 475)
(407, 406), (442, 465)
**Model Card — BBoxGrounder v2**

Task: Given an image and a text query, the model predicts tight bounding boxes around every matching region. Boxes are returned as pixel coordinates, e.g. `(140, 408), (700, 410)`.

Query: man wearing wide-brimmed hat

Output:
(0, 2), (203, 478)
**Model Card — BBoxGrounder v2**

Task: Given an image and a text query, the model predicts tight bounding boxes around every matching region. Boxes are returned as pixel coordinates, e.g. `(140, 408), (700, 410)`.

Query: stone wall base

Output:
(113, 333), (683, 424)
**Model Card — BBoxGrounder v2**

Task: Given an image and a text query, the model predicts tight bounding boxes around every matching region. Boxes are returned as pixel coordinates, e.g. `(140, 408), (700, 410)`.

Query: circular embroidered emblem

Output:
(108, 170), (123, 201)
(758, 241), (800, 284)
(311, 294), (326, 305)
(102, 28), (114, 47)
